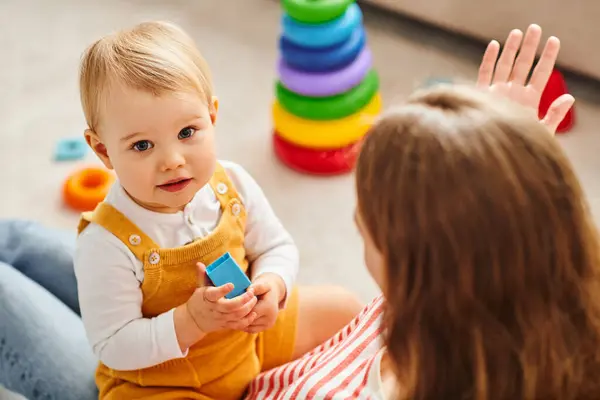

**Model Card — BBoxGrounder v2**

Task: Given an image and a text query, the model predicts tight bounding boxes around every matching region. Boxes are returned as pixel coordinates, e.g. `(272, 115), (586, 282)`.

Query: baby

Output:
(74, 21), (361, 399)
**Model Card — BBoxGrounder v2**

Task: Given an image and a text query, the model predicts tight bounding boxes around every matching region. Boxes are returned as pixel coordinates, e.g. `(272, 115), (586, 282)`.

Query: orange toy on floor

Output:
(63, 166), (114, 212)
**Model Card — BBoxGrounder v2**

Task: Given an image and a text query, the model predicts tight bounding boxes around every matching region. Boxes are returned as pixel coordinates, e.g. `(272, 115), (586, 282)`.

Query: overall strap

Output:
(77, 202), (159, 261)
(209, 162), (242, 210)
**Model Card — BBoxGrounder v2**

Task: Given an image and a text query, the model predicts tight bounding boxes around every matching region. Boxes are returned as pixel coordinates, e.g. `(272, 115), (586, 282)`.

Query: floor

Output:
(1, 0), (600, 398)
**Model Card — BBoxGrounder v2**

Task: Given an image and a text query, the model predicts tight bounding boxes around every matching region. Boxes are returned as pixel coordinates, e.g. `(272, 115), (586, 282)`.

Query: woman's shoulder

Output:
(356, 294), (386, 324)
(365, 294), (385, 314)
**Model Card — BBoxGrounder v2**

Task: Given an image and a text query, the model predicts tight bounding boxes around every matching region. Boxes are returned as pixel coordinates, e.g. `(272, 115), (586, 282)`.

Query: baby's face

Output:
(90, 84), (217, 213)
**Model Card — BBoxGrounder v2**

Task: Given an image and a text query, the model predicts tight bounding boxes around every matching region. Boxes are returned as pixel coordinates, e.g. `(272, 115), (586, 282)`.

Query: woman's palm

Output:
(488, 80), (542, 111)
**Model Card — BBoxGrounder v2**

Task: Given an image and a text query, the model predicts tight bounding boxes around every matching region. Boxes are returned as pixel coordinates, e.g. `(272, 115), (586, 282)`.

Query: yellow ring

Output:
(272, 93), (382, 149)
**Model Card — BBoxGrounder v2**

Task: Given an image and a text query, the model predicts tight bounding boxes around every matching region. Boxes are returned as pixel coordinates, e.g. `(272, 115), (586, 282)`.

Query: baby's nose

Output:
(161, 150), (185, 171)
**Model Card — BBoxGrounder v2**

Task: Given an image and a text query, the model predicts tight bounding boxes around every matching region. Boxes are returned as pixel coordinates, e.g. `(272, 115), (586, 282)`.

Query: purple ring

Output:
(277, 47), (372, 97)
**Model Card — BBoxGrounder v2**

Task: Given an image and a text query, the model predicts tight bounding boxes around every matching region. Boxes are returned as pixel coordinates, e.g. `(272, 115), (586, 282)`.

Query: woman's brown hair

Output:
(356, 85), (600, 400)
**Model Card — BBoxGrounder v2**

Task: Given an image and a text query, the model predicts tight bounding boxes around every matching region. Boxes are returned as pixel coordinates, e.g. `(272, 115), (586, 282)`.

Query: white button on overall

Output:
(148, 252), (160, 265)
(216, 183), (228, 195)
(129, 234), (141, 246)
(232, 203), (242, 216)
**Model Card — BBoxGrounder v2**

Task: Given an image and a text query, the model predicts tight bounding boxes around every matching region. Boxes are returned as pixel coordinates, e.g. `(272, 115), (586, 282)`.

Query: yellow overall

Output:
(77, 163), (299, 399)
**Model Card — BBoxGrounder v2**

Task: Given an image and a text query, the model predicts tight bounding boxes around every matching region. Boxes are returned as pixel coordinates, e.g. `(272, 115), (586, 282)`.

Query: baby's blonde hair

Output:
(79, 21), (214, 132)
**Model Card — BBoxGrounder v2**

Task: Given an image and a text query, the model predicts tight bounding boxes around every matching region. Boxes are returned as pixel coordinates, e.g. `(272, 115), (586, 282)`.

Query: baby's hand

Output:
(186, 263), (258, 334)
(243, 273), (286, 334)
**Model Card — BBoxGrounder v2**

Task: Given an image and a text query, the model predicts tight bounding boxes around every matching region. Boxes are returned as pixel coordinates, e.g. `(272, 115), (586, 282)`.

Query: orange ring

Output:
(63, 166), (115, 212)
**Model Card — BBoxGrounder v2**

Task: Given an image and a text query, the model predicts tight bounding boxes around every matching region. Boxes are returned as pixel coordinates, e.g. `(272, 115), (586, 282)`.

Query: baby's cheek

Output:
(192, 149), (217, 181)
(115, 158), (153, 192)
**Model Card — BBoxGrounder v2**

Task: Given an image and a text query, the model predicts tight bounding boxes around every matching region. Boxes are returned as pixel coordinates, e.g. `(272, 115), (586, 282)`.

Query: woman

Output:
(246, 25), (600, 399)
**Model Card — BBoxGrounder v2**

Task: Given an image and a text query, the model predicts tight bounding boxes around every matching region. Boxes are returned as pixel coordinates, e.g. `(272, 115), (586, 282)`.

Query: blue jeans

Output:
(0, 220), (97, 400)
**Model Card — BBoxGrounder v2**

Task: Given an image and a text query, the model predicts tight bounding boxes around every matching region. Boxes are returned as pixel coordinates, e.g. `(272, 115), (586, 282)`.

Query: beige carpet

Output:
(1, 0), (600, 308)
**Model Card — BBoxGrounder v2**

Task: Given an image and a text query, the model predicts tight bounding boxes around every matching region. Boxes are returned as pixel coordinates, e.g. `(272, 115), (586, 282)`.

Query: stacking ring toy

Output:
(272, 94), (382, 149)
(273, 132), (361, 175)
(282, 3), (362, 48)
(276, 70), (379, 120)
(279, 26), (366, 73)
(281, 0), (355, 24)
(279, 47), (372, 97)
(63, 166), (114, 212)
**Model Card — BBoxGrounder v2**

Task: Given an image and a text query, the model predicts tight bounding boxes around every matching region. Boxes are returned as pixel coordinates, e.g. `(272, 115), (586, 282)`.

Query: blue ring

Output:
(281, 3), (362, 49)
(279, 26), (366, 72)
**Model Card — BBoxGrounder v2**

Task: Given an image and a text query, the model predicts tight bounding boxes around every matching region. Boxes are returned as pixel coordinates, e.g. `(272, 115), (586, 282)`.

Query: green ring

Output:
(282, 0), (355, 24)
(276, 70), (380, 121)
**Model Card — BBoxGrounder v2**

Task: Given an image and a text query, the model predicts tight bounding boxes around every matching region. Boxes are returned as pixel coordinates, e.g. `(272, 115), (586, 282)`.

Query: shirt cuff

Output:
(162, 308), (189, 358)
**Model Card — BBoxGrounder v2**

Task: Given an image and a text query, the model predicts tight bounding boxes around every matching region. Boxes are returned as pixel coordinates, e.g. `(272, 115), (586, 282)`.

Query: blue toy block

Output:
(206, 252), (251, 299)
(54, 137), (88, 161)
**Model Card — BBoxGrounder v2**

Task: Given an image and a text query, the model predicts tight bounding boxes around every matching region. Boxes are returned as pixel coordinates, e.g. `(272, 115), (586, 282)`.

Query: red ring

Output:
(273, 131), (361, 175)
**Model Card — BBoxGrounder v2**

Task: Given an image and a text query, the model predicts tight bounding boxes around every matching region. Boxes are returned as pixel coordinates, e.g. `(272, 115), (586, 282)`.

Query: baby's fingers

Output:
(216, 288), (256, 313)
(226, 312), (258, 331)
(249, 281), (270, 296)
(244, 325), (267, 334)
(225, 295), (259, 321)
(196, 262), (212, 287)
(243, 316), (273, 334)
(203, 283), (234, 303)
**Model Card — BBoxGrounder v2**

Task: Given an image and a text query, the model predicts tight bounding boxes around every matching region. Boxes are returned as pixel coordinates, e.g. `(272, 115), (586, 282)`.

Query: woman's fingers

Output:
(510, 24), (542, 85)
(492, 29), (523, 84)
(529, 36), (561, 93)
(477, 40), (500, 87)
(541, 94), (575, 134)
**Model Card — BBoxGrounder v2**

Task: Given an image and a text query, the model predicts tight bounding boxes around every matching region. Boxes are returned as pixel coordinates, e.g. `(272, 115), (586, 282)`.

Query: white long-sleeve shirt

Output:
(74, 160), (299, 371)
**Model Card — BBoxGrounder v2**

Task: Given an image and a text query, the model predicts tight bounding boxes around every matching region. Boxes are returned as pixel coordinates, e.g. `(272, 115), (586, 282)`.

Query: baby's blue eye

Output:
(132, 140), (153, 152)
(178, 127), (196, 140)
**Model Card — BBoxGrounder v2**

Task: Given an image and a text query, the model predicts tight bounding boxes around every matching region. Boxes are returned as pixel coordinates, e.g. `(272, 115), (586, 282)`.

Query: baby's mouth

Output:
(157, 178), (192, 192)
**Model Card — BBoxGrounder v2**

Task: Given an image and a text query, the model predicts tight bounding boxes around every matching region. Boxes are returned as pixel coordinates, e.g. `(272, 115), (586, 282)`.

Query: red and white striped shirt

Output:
(246, 296), (386, 400)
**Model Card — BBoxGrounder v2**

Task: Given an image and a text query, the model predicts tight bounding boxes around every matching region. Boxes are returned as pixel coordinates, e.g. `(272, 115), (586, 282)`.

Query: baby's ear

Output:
(210, 96), (219, 125)
(84, 129), (113, 170)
